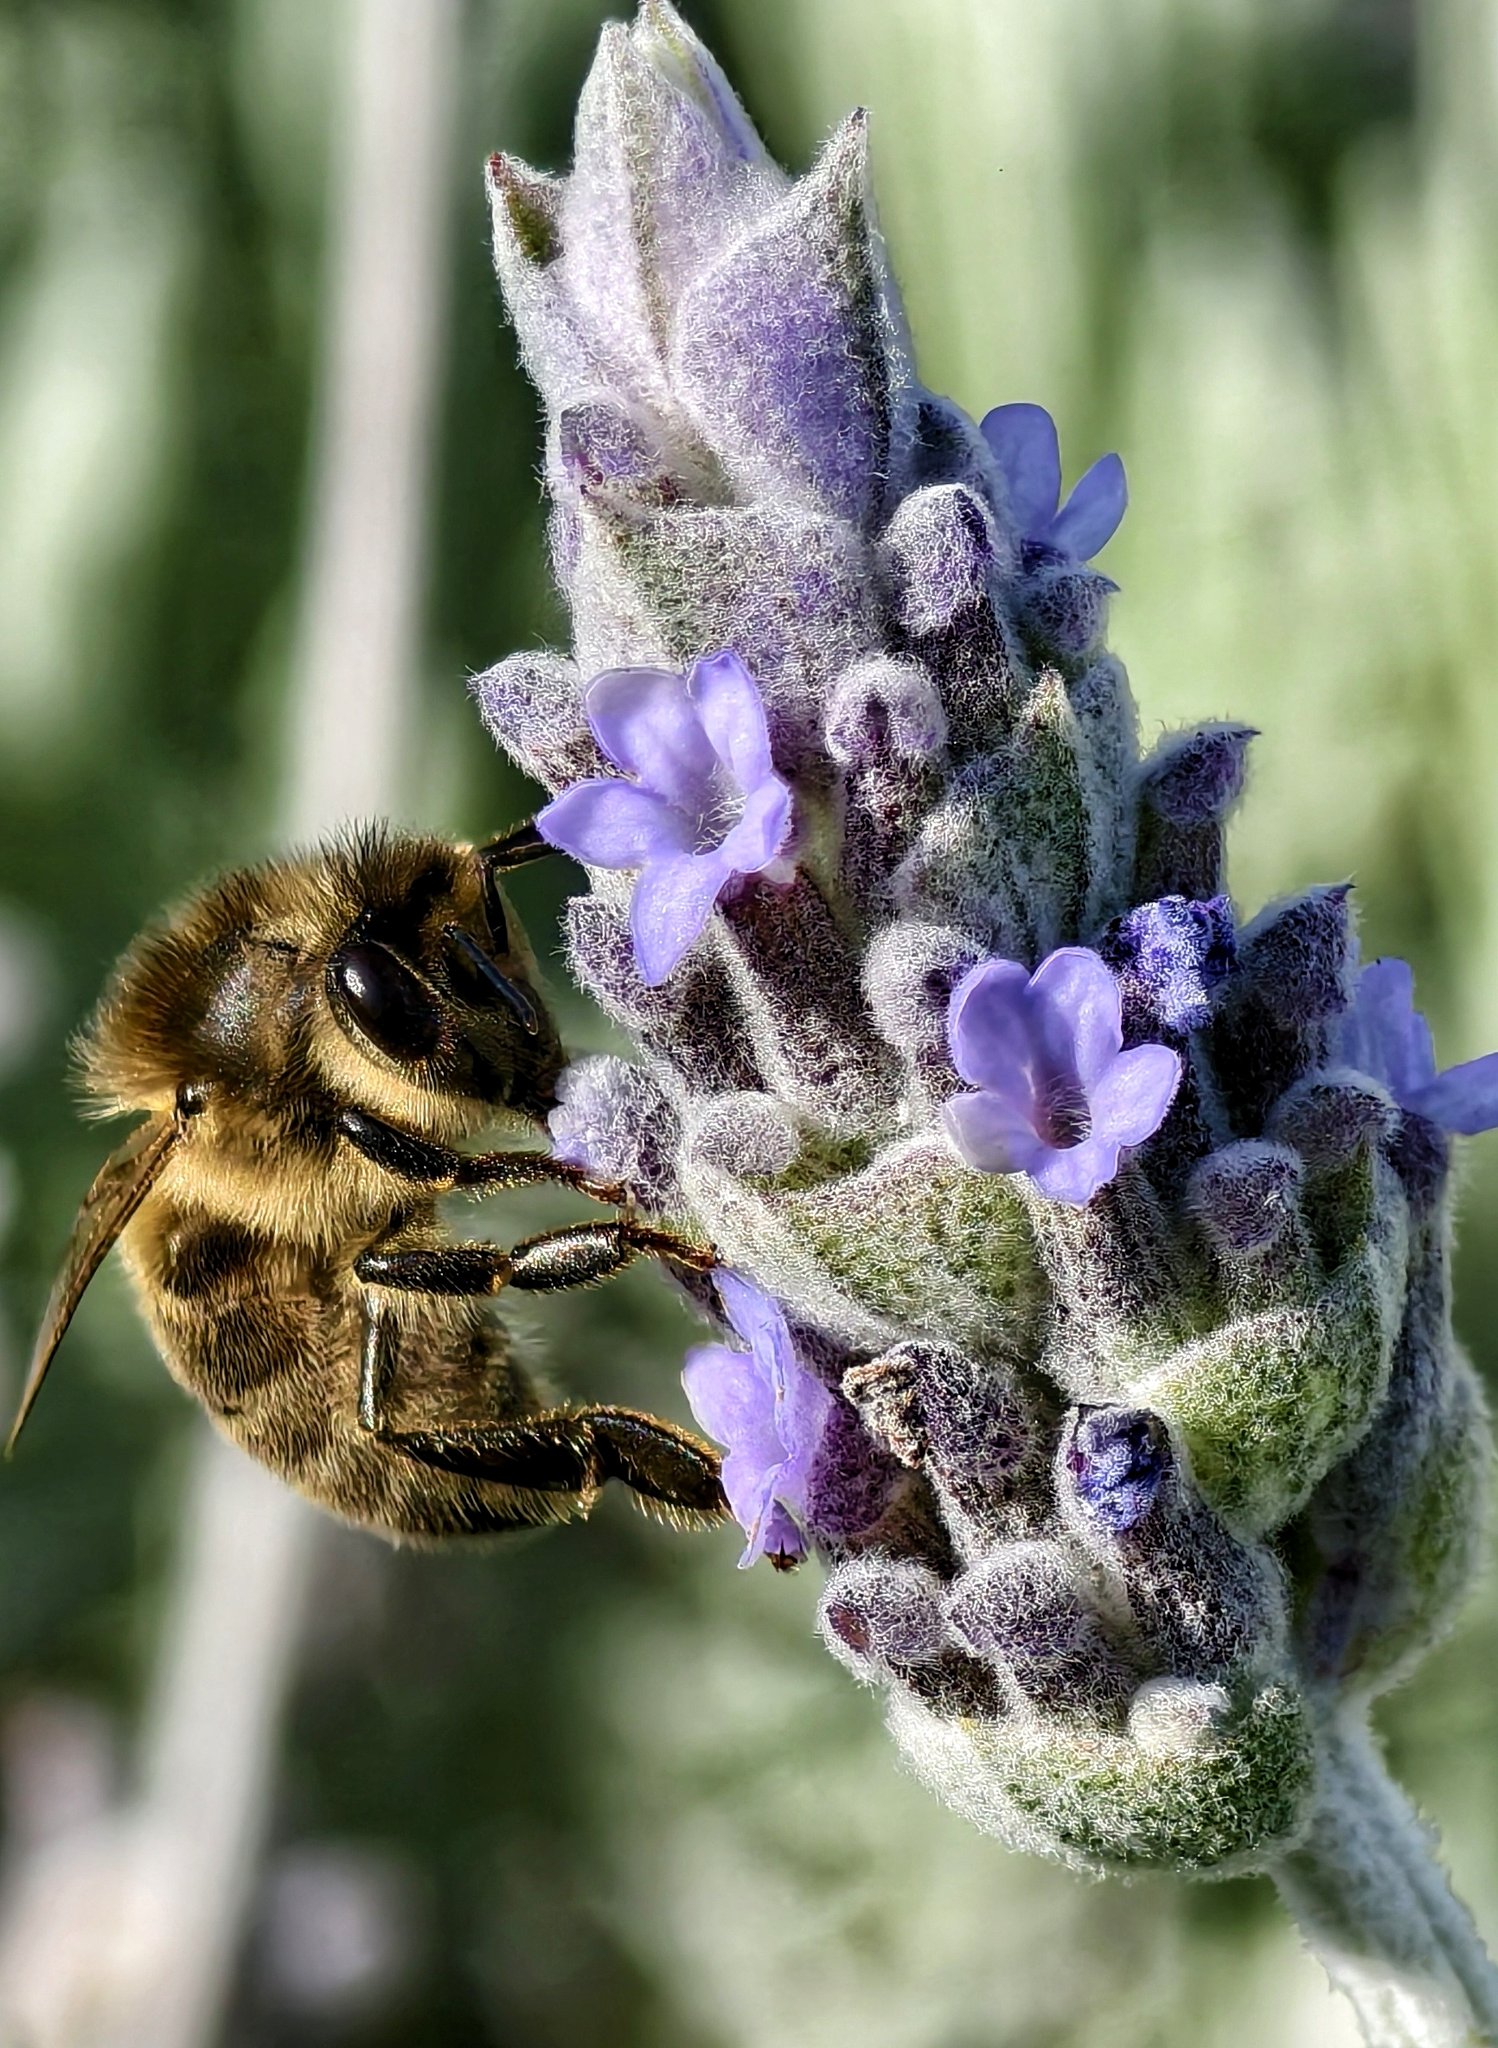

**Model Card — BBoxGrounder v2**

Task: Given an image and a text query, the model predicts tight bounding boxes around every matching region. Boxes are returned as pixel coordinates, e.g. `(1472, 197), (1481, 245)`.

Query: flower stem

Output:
(1271, 1715), (1498, 2047)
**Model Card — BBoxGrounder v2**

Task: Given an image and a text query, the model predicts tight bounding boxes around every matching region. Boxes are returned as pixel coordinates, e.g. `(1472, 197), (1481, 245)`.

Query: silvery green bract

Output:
(476, 7), (1498, 2036)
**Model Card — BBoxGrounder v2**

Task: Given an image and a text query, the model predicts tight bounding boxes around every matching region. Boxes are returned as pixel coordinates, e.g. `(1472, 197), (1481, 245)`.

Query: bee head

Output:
(81, 826), (565, 1139)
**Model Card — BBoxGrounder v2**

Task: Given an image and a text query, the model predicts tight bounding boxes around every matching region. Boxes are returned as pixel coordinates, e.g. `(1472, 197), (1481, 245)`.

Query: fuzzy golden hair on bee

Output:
(13, 817), (727, 1543)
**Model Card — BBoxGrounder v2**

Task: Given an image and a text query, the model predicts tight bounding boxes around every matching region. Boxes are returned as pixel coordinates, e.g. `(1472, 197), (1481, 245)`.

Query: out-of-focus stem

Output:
(1272, 1717), (1498, 2048)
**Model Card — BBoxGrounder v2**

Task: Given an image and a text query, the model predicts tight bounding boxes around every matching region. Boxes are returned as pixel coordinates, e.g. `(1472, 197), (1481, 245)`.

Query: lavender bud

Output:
(1270, 1069), (1398, 1169)
(1016, 559), (1114, 666)
(1387, 1108), (1450, 1216)
(720, 870), (902, 1133)
(880, 484), (1023, 757)
(862, 920), (983, 1096)
(1064, 1407), (1167, 1533)
(843, 1342), (1038, 1560)
(901, 392), (1006, 507)
(806, 1391), (903, 1544)
(1189, 1141), (1316, 1312)
(1209, 888), (1356, 1138)
(946, 1541), (1135, 1723)
(548, 1055), (682, 1209)
(1237, 885), (1355, 1028)
(1061, 1409), (1285, 1681)
(564, 895), (762, 1095)
(827, 658), (948, 916)
(1140, 721), (1256, 827)
(945, 1541), (1092, 1664)
(1099, 895), (1236, 1038)
(818, 1554), (947, 1679)
(1189, 1142), (1304, 1256)
(1134, 722), (1255, 901)
(551, 398), (686, 512)
(825, 657), (947, 767)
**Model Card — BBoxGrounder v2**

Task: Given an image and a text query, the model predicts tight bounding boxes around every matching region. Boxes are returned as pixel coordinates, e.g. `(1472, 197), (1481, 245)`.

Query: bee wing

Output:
(7, 1111), (181, 1453)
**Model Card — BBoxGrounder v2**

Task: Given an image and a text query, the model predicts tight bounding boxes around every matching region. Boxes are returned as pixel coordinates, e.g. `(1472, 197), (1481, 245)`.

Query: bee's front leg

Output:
(336, 1106), (625, 1204)
(352, 1219), (713, 1297)
(354, 1233), (724, 1524)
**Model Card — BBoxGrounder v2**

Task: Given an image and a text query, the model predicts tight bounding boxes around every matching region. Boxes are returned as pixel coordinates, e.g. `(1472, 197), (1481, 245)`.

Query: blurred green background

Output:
(2, 0), (1497, 2041)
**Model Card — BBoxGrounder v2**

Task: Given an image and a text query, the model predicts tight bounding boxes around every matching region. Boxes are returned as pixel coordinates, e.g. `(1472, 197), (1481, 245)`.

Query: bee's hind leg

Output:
(356, 1289), (726, 1525)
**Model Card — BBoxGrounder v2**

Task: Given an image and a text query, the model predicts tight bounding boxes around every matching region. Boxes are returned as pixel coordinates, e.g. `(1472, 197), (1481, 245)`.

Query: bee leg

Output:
(356, 1295), (724, 1520)
(377, 1410), (725, 1520)
(336, 1106), (625, 1203)
(353, 1220), (714, 1297)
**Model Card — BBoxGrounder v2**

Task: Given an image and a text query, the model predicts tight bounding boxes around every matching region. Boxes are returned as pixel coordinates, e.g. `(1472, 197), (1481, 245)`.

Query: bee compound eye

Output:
(327, 941), (443, 1061)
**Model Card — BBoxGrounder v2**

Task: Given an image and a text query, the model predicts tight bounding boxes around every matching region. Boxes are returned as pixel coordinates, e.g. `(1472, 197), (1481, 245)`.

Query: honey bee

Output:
(9, 821), (727, 1541)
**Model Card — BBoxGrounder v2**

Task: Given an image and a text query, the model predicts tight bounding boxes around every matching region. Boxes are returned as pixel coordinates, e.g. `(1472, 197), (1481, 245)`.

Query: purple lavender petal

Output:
(1027, 948), (1123, 1090)
(776, 1353), (836, 1478)
(586, 667), (719, 808)
(749, 1500), (807, 1568)
(1045, 451), (1127, 560)
(716, 776), (793, 875)
(684, 1274), (831, 1568)
(1030, 1135), (1121, 1206)
(1089, 1043), (1182, 1147)
(947, 958), (1037, 1093)
(690, 648), (775, 786)
(536, 778), (690, 867)
(724, 1455), (783, 1559)
(1407, 1053), (1498, 1136)
(629, 851), (726, 985)
(1346, 957), (1437, 1100)
(716, 1268), (787, 1357)
(980, 403), (1061, 535)
(681, 1341), (773, 1448)
(942, 1090), (1048, 1177)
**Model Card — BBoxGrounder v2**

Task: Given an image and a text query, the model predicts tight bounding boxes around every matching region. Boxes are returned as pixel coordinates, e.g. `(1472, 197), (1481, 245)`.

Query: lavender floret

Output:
(942, 949), (1181, 1203)
(981, 402), (1127, 563)
(538, 651), (792, 986)
(681, 1270), (831, 1568)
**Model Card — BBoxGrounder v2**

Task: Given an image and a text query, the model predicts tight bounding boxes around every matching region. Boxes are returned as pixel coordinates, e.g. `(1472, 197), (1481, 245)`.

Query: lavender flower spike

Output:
(1342, 955), (1498, 1134)
(682, 1271), (833, 1568)
(981, 401), (1127, 561)
(943, 949), (1181, 1203)
(483, 11), (1498, 2034)
(538, 649), (792, 986)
